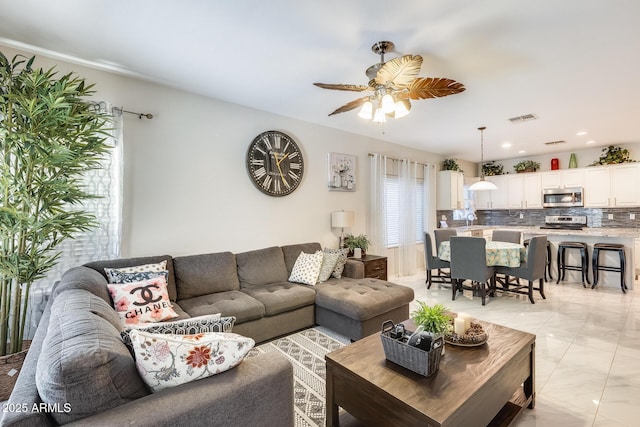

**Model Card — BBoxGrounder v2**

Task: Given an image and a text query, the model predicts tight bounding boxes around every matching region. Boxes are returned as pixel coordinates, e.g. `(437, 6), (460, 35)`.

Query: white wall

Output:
(2, 46), (443, 260)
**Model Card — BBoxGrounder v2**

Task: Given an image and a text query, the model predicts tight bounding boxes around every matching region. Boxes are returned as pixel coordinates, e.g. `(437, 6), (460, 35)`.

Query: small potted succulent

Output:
(442, 158), (463, 173)
(482, 161), (504, 176)
(590, 145), (635, 166)
(513, 160), (540, 173)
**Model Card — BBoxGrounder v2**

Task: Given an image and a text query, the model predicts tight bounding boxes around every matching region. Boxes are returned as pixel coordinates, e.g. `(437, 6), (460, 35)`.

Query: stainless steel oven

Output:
(542, 187), (584, 208)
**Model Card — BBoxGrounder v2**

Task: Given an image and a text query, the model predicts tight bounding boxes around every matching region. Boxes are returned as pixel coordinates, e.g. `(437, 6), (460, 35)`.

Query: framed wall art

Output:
(328, 152), (356, 191)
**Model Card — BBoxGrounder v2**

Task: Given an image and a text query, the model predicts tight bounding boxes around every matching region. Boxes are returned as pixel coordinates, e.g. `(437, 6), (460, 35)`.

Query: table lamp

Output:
(331, 211), (354, 249)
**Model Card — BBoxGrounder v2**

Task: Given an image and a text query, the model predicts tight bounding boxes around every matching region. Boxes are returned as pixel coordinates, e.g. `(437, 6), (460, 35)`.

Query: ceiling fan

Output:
(314, 41), (465, 123)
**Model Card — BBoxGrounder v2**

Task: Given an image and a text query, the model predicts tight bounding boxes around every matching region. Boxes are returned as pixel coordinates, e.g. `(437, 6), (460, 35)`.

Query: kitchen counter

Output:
(451, 225), (640, 238)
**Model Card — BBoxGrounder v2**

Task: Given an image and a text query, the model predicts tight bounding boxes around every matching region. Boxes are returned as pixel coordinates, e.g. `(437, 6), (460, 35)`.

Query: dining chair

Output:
(424, 232), (451, 289)
(432, 229), (457, 287)
(491, 229), (522, 286)
(491, 229), (521, 244)
(495, 235), (547, 304)
(449, 236), (496, 306)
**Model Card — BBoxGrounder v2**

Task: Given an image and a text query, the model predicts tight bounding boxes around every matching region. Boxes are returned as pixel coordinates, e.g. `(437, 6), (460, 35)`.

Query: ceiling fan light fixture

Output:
(373, 107), (386, 124)
(358, 100), (373, 120)
(393, 99), (410, 119)
(381, 93), (395, 114)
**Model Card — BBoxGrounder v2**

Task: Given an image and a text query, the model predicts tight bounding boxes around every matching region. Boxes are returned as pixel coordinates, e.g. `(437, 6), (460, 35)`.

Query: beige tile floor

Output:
(392, 273), (640, 426)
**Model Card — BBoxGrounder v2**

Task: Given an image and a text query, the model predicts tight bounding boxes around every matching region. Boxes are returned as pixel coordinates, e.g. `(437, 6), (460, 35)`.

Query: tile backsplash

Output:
(437, 207), (640, 229)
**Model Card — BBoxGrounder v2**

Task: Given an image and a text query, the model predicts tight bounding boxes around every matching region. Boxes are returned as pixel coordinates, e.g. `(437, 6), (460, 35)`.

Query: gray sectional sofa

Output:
(3, 242), (413, 426)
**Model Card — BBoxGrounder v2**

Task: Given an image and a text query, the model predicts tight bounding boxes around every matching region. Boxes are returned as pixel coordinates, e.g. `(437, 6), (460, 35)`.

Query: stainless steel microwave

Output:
(542, 187), (584, 208)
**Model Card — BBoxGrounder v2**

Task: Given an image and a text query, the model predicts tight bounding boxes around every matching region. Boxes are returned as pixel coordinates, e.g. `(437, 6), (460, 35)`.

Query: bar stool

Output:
(524, 238), (553, 282)
(592, 243), (627, 293)
(556, 242), (590, 287)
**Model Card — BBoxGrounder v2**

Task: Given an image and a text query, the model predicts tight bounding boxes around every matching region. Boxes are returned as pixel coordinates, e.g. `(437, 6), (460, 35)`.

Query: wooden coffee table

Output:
(325, 318), (535, 427)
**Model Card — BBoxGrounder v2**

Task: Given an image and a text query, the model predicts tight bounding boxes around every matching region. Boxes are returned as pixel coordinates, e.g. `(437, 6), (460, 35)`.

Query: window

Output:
(385, 176), (424, 247)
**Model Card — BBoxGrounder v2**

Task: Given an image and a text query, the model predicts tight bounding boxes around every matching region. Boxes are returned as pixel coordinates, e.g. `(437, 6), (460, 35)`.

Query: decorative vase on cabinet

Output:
(569, 153), (577, 168)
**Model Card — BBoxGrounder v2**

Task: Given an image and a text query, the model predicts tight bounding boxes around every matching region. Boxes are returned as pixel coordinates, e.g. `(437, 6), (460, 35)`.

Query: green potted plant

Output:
(410, 302), (452, 336)
(0, 52), (111, 364)
(343, 233), (370, 256)
(482, 161), (504, 176)
(513, 160), (540, 173)
(442, 158), (463, 173)
(590, 145), (635, 166)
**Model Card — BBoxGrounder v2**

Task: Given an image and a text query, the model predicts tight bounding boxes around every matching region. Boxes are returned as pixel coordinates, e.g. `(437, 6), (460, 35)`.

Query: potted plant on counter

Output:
(513, 160), (540, 173)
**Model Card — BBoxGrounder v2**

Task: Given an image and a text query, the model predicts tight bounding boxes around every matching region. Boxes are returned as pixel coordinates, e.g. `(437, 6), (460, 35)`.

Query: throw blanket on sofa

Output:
(247, 327), (349, 427)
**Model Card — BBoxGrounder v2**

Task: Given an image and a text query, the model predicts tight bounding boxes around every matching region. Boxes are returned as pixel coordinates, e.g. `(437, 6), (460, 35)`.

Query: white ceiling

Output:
(1, 0), (640, 162)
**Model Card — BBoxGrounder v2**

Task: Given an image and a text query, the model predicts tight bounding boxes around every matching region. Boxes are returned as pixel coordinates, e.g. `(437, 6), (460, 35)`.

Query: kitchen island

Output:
(449, 226), (639, 290)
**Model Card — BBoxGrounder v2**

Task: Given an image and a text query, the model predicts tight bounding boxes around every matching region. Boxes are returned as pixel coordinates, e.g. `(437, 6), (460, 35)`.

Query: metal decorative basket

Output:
(380, 321), (443, 377)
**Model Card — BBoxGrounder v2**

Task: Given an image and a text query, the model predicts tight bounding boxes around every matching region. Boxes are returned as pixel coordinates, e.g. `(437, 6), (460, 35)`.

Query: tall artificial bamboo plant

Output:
(0, 52), (111, 356)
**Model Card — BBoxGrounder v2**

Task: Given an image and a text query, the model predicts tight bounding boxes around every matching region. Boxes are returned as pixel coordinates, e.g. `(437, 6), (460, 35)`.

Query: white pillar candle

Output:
(454, 318), (466, 336)
(458, 313), (471, 331)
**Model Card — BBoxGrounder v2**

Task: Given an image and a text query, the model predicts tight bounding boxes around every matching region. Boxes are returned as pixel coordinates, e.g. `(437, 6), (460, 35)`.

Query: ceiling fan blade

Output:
(375, 55), (423, 87)
(314, 83), (370, 92)
(405, 77), (466, 100)
(327, 96), (370, 116)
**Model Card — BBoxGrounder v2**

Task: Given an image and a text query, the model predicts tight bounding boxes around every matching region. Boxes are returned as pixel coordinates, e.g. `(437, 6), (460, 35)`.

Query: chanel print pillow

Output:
(288, 250), (323, 286)
(128, 329), (254, 392)
(107, 276), (179, 325)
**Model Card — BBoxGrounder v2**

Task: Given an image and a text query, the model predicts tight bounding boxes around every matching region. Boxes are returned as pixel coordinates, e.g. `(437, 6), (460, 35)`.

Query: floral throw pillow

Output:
(129, 330), (255, 392)
(288, 250), (323, 285)
(104, 260), (168, 284)
(107, 277), (179, 325)
(324, 248), (349, 279)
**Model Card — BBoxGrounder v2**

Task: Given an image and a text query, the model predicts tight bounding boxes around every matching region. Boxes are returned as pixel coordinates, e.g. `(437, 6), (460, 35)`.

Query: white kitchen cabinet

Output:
(584, 164), (640, 207)
(507, 173), (542, 209)
(474, 175), (509, 209)
(540, 169), (584, 189)
(437, 170), (464, 210)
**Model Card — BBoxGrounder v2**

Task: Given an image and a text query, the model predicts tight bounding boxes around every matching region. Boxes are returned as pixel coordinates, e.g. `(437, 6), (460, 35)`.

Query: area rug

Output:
(246, 326), (350, 427)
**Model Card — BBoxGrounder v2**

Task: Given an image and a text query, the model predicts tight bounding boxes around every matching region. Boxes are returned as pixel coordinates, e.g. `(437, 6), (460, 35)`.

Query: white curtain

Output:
(368, 154), (387, 256)
(398, 160), (417, 275)
(28, 102), (124, 334)
(423, 163), (437, 255)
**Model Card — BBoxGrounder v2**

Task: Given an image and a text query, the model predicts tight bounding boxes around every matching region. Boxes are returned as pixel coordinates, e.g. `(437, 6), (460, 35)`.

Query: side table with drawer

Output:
(350, 255), (388, 280)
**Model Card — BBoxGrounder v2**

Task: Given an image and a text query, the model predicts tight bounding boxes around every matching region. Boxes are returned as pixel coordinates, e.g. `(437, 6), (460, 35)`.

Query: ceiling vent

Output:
(544, 140), (567, 145)
(508, 113), (538, 123)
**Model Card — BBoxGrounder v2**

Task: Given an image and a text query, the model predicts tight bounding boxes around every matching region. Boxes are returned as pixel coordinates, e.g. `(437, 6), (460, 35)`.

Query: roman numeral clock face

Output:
(246, 131), (304, 196)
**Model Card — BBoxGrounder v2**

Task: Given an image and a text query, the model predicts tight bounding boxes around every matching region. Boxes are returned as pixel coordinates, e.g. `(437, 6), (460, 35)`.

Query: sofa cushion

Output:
(281, 242), (322, 276)
(318, 251), (341, 282)
(107, 277), (179, 325)
(236, 246), (288, 287)
(324, 248), (350, 279)
(84, 255), (178, 301)
(241, 282), (316, 316)
(36, 290), (149, 424)
(315, 278), (414, 321)
(178, 291), (265, 323)
(129, 330), (254, 393)
(174, 252), (240, 299)
(51, 266), (112, 303)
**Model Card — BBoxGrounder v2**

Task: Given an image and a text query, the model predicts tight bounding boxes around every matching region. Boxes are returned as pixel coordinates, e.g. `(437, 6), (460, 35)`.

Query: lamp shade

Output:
(469, 179), (498, 191)
(331, 211), (354, 228)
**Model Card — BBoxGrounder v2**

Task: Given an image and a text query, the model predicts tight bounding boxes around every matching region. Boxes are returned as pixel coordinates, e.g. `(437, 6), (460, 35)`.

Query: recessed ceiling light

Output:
(518, 150), (526, 154)
(577, 131), (588, 136)
(502, 142), (512, 148)
(586, 140), (595, 144)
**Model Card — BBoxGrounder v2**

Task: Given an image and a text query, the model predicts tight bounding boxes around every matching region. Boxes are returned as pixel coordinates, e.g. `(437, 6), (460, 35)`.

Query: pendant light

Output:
(469, 126), (498, 191)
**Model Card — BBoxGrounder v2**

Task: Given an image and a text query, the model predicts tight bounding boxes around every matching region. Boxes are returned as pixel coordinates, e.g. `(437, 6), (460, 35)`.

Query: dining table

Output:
(438, 240), (526, 268)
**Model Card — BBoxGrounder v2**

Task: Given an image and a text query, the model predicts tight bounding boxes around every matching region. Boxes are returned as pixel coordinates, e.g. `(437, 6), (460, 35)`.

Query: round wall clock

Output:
(246, 130), (304, 196)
